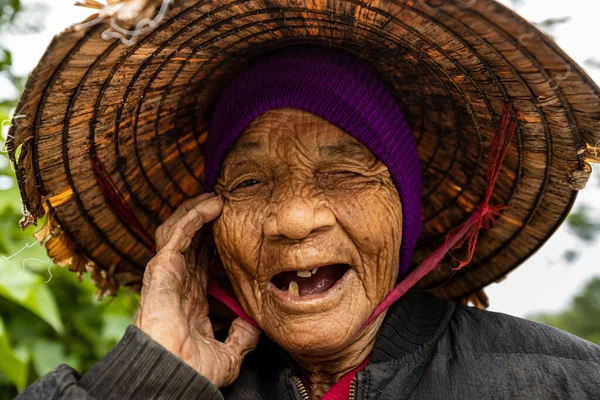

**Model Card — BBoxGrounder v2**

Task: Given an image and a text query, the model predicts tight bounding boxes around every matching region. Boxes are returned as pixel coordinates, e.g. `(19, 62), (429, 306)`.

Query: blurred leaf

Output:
(0, 317), (28, 391)
(562, 249), (579, 264)
(566, 205), (600, 243)
(537, 16), (571, 28)
(0, 185), (23, 215)
(585, 58), (600, 70)
(0, 0), (22, 23)
(0, 1), (44, 34)
(0, 266), (64, 334)
(533, 16), (571, 39)
(31, 339), (69, 377)
(0, 49), (11, 72)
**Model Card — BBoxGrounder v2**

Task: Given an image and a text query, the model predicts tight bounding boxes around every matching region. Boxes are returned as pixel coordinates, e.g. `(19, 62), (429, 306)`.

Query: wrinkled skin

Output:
(135, 193), (261, 388)
(136, 108), (403, 398)
(214, 109), (403, 395)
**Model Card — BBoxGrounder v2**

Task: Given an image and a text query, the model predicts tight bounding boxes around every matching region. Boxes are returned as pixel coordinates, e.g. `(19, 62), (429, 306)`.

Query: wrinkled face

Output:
(213, 108), (402, 355)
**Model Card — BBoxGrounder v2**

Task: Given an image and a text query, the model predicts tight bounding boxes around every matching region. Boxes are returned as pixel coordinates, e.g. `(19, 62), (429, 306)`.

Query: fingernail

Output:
(210, 194), (223, 202)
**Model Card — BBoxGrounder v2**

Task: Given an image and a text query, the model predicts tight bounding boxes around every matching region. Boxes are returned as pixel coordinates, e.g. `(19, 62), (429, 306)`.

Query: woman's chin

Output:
(258, 291), (372, 355)
(265, 316), (364, 356)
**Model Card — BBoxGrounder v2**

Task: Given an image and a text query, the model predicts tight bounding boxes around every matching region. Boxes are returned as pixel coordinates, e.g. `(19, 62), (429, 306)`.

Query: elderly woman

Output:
(10, 0), (600, 399)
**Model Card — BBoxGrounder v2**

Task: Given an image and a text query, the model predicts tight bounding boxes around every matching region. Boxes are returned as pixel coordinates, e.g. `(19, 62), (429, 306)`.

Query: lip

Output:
(267, 266), (354, 304)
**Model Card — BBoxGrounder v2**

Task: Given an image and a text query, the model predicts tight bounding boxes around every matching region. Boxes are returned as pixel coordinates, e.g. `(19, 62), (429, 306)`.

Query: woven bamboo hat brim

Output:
(8, 0), (600, 304)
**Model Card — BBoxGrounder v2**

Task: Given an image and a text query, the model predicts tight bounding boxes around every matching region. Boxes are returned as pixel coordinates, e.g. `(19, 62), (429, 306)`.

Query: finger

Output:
(163, 195), (223, 253)
(136, 250), (187, 333)
(224, 318), (262, 360)
(164, 192), (218, 228)
(188, 314), (215, 339)
(134, 307), (142, 327)
(156, 192), (219, 250)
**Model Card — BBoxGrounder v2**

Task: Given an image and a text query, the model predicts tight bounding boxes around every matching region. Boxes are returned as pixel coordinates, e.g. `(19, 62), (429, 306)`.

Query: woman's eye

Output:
(327, 170), (359, 178)
(317, 170), (360, 187)
(234, 179), (261, 190)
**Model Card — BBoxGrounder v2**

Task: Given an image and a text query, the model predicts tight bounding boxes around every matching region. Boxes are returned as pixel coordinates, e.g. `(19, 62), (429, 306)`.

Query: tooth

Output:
(297, 270), (312, 278)
(288, 281), (299, 296)
(311, 268), (319, 275)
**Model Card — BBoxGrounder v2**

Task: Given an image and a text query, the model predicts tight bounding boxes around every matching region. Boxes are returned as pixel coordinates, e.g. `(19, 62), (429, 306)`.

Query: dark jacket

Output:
(17, 291), (600, 399)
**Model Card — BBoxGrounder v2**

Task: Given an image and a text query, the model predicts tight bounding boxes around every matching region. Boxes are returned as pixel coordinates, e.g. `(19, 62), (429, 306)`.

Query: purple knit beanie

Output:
(204, 47), (422, 276)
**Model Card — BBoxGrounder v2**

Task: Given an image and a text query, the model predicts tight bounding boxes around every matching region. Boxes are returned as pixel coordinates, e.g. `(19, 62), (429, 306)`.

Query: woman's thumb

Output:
(224, 318), (261, 359)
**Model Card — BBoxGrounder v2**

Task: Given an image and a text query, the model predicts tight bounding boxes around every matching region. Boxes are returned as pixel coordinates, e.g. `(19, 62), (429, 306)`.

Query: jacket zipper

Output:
(292, 376), (310, 400)
(349, 378), (357, 400)
(292, 376), (357, 400)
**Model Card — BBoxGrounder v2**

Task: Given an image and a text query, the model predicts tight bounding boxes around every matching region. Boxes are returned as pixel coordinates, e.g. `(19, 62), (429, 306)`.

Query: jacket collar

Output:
(227, 290), (455, 399)
(370, 290), (452, 363)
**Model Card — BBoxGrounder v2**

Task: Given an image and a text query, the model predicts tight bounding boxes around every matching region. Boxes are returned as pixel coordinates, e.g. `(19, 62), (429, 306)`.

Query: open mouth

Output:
(271, 264), (350, 297)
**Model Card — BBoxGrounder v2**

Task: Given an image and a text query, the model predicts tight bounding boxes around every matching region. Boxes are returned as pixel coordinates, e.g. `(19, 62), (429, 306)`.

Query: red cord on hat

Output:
(91, 155), (156, 252)
(91, 102), (518, 332)
(362, 102), (518, 327)
(207, 281), (258, 327)
(207, 103), (518, 330)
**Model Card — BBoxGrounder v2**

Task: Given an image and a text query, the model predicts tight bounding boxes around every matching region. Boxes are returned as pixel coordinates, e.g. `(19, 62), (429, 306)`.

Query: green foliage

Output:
(0, 130), (139, 397)
(0, 129), (139, 398)
(529, 278), (600, 345)
(0, 317), (27, 392)
(0, 116), (139, 398)
(0, 266), (64, 334)
(566, 205), (600, 243)
(0, 4), (140, 394)
(563, 197), (600, 263)
(0, 0), (23, 24)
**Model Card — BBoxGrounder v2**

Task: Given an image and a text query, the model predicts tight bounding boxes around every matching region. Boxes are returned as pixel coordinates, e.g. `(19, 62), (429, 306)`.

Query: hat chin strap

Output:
(206, 209), (485, 329)
(205, 207), (491, 330)
(207, 102), (518, 330)
(207, 281), (259, 327)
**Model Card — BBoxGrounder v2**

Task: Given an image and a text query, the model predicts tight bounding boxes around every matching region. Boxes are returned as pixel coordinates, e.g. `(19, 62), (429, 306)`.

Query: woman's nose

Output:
(263, 197), (336, 240)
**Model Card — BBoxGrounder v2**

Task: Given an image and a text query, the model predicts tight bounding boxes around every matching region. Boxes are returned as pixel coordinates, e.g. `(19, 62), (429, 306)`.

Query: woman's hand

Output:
(134, 193), (261, 387)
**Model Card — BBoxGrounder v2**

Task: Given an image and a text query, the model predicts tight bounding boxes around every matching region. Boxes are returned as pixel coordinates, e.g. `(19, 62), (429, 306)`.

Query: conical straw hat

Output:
(7, 0), (600, 305)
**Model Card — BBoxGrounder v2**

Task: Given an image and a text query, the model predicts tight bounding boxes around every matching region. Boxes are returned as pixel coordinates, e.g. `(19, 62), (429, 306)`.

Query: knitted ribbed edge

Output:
(80, 326), (223, 400)
(369, 290), (451, 363)
(205, 47), (422, 276)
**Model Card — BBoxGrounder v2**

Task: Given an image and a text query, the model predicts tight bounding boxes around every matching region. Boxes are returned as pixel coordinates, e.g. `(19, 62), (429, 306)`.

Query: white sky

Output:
(1, 0), (599, 318)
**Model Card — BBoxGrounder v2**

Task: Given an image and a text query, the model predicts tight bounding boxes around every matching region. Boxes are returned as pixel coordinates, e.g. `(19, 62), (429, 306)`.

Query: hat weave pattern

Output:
(7, 0), (600, 301)
(205, 48), (422, 277)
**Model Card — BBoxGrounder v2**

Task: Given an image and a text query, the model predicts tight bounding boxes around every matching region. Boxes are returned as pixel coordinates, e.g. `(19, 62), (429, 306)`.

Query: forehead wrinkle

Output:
(227, 140), (262, 159)
(318, 142), (374, 161)
(230, 109), (369, 165)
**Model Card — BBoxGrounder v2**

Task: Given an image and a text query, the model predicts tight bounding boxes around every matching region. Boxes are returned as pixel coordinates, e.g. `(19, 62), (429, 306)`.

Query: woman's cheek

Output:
(327, 183), (402, 301)
(329, 184), (400, 253)
(213, 204), (265, 318)
(215, 202), (263, 277)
